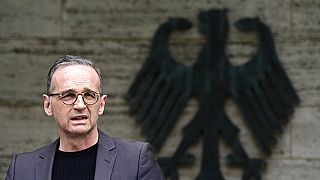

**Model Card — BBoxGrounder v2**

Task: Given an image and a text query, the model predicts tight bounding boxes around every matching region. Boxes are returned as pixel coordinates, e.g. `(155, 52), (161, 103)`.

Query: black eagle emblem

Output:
(125, 9), (299, 180)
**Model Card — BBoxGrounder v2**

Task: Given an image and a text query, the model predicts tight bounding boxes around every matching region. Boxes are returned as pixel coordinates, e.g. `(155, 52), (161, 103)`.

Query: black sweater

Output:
(51, 143), (98, 180)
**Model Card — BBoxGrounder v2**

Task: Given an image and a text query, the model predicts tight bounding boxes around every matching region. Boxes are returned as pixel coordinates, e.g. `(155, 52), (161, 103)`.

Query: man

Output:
(5, 55), (165, 180)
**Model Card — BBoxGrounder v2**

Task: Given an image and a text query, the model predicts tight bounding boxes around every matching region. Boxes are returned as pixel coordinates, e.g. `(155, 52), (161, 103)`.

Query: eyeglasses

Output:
(48, 91), (101, 105)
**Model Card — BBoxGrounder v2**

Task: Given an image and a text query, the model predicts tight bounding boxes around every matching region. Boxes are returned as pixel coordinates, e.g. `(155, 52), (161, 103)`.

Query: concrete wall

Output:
(0, 0), (319, 179)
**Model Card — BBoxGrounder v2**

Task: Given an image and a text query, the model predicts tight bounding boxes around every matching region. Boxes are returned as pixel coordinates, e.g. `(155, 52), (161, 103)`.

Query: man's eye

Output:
(62, 93), (76, 100)
(84, 92), (96, 99)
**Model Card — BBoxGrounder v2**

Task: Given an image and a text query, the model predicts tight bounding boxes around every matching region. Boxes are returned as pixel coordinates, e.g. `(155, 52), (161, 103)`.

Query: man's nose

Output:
(74, 95), (86, 109)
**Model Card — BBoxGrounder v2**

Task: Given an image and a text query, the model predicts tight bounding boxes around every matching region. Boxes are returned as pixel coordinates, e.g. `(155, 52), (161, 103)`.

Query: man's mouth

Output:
(71, 115), (88, 121)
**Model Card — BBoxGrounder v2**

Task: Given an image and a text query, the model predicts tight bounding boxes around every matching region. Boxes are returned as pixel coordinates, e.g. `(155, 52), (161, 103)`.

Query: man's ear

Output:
(43, 94), (53, 116)
(98, 95), (108, 115)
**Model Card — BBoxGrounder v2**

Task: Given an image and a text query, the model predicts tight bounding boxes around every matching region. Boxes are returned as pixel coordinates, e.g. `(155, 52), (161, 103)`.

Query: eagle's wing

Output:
(229, 17), (300, 155)
(126, 18), (193, 151)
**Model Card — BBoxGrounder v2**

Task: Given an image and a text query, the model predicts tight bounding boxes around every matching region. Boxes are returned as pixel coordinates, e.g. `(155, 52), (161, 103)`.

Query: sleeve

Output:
(5, 154), (17, 180)
(137, 143), (165, 180)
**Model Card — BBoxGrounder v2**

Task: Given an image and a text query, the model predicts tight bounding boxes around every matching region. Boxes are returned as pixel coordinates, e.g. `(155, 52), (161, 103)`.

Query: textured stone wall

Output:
(0, 0), (319, 179)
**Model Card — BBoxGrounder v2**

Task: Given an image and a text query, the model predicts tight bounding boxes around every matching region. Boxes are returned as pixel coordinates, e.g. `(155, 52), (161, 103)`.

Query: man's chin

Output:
(65, 127), (96, 137)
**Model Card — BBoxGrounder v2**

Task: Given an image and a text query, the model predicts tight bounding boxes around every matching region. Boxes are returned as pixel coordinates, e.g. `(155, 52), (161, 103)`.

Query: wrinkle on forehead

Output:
(51, 65), (101, 93)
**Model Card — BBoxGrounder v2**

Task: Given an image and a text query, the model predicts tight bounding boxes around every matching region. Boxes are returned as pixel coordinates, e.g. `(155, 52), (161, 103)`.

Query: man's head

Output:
(43, 55), (107, 137)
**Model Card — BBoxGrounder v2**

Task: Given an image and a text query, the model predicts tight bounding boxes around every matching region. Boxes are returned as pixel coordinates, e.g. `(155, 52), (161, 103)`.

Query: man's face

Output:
(43, 65), (107, 137)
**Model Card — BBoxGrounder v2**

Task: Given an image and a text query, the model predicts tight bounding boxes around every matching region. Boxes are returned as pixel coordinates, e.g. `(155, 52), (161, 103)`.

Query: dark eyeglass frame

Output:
(48, 91), (101, 105)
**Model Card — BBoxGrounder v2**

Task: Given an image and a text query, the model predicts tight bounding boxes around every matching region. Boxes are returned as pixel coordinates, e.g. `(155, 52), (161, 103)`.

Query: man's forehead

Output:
(51, 65), (100, 91)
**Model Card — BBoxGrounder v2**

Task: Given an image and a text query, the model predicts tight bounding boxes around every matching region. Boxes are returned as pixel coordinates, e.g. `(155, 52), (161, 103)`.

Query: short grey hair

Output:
(47, 55), (102, 93)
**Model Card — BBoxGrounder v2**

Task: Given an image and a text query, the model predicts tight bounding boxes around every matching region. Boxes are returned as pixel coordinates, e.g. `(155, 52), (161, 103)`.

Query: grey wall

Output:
(0, 0), (319, 179)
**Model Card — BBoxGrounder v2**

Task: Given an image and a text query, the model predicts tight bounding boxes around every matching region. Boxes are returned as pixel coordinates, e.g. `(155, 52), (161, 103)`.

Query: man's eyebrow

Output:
(82, 87), (96, 92)
(58, 87), (96, 94)
(59, 89), (76, 94)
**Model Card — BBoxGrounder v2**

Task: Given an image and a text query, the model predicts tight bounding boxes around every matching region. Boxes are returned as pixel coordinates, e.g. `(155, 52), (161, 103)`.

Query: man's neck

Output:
(58, 129), (99, 152)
